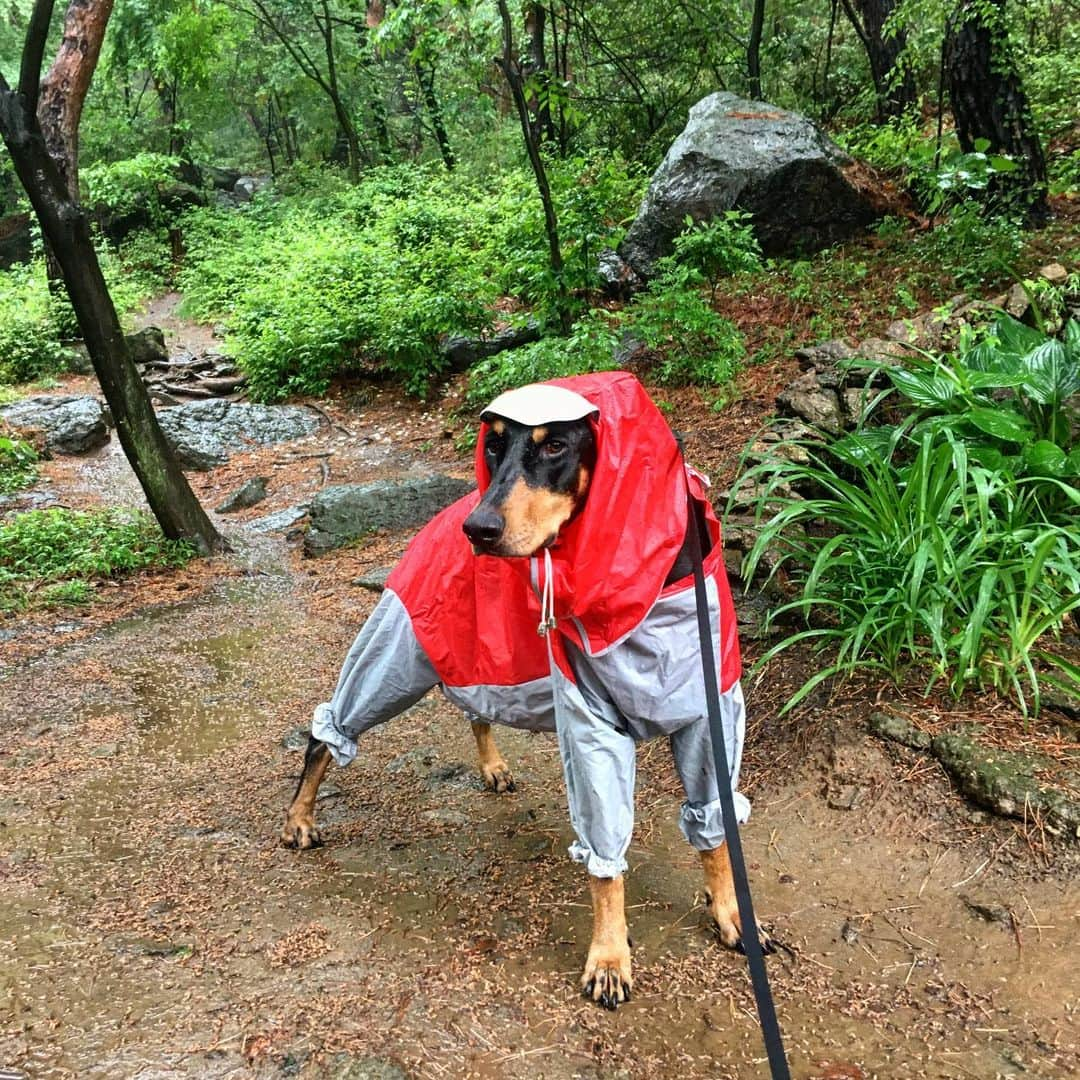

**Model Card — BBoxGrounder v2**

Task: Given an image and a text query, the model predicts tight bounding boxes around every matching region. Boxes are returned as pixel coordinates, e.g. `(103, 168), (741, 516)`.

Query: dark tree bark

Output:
(414, 62), (454, 170)
(0, 0), (225, 555)
(495, 0), (568, 330)
(523, 3), (555, 145)
(747, 0), (765, 100)
(839, 0), (916, 119)
(945, 0), (1048, 217)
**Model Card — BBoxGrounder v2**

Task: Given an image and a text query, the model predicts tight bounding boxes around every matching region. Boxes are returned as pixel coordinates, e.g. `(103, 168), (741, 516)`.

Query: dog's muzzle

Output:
(462, 504), (505, 551)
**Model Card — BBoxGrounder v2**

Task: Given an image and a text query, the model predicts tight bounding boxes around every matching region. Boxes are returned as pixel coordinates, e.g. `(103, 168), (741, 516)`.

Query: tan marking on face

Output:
(497, 476), (575, 555)
(576, 465), (591, 498)
(492, 419), (505, 435)
(532, 425), (549, 445)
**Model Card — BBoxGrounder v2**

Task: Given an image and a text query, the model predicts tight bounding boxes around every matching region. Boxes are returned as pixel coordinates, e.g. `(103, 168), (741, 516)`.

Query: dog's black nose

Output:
(463, 505), (505, 547)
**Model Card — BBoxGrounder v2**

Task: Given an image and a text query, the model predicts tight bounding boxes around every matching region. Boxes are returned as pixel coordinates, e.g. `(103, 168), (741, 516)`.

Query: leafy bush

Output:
(913, 202), (1025, 290)
(738, 317), (1080, 715)
(0, 508), (194, 612)
(82, 152), (182, 217)
(177, 158), (644, 400)
(0, 264), (74, 384)
(0, 433), (38, 494)
(464, 311), (621, 409)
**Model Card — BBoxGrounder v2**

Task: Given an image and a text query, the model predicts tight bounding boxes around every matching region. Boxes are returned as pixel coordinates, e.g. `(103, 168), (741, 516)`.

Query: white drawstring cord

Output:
(537, 547), (557, 636)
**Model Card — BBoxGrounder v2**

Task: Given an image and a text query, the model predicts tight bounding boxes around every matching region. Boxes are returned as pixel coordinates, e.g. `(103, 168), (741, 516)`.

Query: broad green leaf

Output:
(966, 406), (1033, 443)
(993, 315), (1044, 357)
(1022, 440), (1068, 476)
(889, 367), (958, 407)
(1022, 340), (1080, 404)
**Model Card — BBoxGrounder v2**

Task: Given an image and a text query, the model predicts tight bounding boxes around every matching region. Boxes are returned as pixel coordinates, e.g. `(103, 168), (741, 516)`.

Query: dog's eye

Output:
(542, 440), (566, 457)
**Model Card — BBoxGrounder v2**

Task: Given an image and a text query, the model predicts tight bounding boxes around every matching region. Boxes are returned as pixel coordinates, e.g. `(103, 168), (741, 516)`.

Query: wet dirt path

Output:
(2, 550), (1076, 1079)
(1, 303), (1077, 1077)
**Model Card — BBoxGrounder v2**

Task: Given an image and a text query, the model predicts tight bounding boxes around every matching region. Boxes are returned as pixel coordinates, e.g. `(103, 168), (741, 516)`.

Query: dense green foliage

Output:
(739, 317), (1080, 715)
(177, 157), (643, 399)
(0, 508), (194, 611)
(0, 433), (39, 494)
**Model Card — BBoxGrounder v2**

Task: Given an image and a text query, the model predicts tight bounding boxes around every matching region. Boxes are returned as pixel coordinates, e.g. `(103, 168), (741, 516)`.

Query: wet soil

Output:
(1, 303), (1077, 1079)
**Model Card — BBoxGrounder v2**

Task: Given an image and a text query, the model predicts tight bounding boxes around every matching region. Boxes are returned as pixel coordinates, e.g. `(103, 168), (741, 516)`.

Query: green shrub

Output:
(464, 311), (621, 409)
(82, 152), (182, 218)
(0, 508), (194, 612)
(0, 264), (74, 384)
(914, 202), (1025, 290)
(0, 434), (38, 494)
(177, 157), (645, 400)
(737, 317), (1080, 715)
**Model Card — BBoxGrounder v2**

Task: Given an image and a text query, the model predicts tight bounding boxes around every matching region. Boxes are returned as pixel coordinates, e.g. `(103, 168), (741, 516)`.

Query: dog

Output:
(282, 373), (771, 1009)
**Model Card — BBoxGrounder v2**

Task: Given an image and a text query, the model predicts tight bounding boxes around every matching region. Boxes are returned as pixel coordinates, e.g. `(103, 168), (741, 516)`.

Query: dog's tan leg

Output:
(581, 875), (632, 1009)
(471, 720), (515, 793)
(700, 842), (775, 953)
(281, 736), (331, 849)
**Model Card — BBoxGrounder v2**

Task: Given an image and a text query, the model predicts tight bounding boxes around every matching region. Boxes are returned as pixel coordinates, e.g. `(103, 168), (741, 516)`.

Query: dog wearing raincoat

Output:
(282, 371), (771, 1009)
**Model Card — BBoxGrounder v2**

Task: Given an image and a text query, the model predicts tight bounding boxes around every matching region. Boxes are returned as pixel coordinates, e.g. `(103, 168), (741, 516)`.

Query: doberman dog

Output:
(283, 393), (771, 1010)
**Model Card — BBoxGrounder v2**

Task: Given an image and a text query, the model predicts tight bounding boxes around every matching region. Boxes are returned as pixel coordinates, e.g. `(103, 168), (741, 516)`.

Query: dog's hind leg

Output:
(281, 735), (332, 849)
(581, 874), (632, 1009)
(470, 719), (515, 793)
(700, 843), (775, 954)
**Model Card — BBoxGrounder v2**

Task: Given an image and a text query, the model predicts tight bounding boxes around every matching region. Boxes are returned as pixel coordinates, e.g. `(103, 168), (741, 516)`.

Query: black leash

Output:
(685, 485), (791, 1080)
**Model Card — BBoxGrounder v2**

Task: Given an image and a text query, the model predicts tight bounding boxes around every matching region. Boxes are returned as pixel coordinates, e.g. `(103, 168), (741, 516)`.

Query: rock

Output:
(155, 400), (323, 469)
(327, 1055), (409, 1080)
(868, 711), (932, 751)
(351, 566), (393, 592)
(961, 896), (1012, 927)
(931, 726), (1080, 837)
(0, 395), (110, 454)
(1004, 283), (1031, 319)
(616, 91), (882, 278)
(158, 182), (207, 216)
(244, 505), (309, 534)
(215, 476), (269, 513)
(795, 339), (855, 371)
(126, 326), (168, 366)
(0, 211), (31, 269)
(827, 785), (862, 811)
(776, 372), (844, 433)
(204, 165), (243, 192)
(305, 475), (472, 555)
(597, 248), (644, 296)
(385, 746), (439, 776)
(280, 726), (310, 752)
(1039, 262), (1068, 285)
(233, 176), (267, 201)
(425, 762), (481, 791)
(65, 343), (94, 376)
(441, 321), (542, 372)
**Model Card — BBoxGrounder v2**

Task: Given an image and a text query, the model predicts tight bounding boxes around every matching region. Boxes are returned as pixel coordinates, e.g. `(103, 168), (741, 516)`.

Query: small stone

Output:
(869, 711), (932, 751)
(317, 783), (343, 801)
(280, 726), (310, 752)
(215, 476), (269, 514)
(1005, 282), (1030, 318)
(961, 895), (1012, 927)
(385, 746), (438, 776)
(840, 918), (860, 945)
(828, 785), (861, 811)
(91, 742), (119, 758)
(423, 808), (471, 827)
(1038, 262), (1068, 285)
(245, 505), (308, 534)
(351, 567), (393, 592)
(126, 326), (168, 366)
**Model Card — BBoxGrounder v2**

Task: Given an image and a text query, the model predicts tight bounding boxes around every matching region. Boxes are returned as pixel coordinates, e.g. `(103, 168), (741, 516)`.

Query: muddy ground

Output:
(1, 307), (1078, 1080)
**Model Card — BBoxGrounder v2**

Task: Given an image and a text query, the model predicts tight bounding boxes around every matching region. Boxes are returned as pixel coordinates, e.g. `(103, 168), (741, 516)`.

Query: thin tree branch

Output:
(19, 0), (57, 111)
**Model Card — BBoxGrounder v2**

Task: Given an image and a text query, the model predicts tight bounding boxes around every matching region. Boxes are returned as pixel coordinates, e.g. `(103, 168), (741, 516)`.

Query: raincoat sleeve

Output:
(311, 589), (439, 767)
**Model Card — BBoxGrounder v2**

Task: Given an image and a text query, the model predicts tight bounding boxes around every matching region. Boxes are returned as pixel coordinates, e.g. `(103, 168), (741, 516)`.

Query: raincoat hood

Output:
(386, 372), (716, 688)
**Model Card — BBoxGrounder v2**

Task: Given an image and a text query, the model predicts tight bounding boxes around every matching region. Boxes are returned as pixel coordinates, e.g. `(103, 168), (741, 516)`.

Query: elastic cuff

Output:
(568, 841), (628, 878)
(678, 793), (751, 851)
(311, 702), (357, 767)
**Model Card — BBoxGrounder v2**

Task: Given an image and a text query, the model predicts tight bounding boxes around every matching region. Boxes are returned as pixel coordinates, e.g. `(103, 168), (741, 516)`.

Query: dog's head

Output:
(463, 385), (598, 558)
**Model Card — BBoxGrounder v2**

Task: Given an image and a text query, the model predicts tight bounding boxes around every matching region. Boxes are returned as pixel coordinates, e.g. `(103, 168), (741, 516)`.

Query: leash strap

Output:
(685, 485), (791, 1080)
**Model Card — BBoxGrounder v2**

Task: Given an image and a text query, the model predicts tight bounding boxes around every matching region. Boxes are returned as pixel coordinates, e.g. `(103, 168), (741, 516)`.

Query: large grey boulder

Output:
(0, 395), (109, 454)
(156, 399), (323, 469)
(612, 92), (882, 281)
(305, 475), (472, 555)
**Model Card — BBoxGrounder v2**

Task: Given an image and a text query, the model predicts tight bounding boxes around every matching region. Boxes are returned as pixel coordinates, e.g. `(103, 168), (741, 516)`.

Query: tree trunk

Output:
(840, 0), (915, 120)
(495, 0), (568, 330)
(747, 0), (765, 100)
(523, 3), (554, 145)
(945, 0), (1048, 217)
(0, 1), (225, 555)
(415, 62), (454, 170)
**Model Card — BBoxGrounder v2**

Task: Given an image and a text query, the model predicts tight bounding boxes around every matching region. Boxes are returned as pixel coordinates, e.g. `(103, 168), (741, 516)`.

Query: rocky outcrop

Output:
(607, 92), (883, 284)
(305, 476), (473, 555)
(156, 400), (323, 470)
(440, 322), (542, 372)
(215, 476), (269, 513)
(0, 395), (110, 454)
(125, 327), (169, 366)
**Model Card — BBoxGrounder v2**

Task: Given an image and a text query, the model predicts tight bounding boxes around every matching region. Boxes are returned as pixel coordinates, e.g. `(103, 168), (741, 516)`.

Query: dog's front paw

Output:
(581, 940), (632, 1010)
(480, 759), (516, 794)
(280, 814), (323, 850)
(705, 890), (775, 955)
